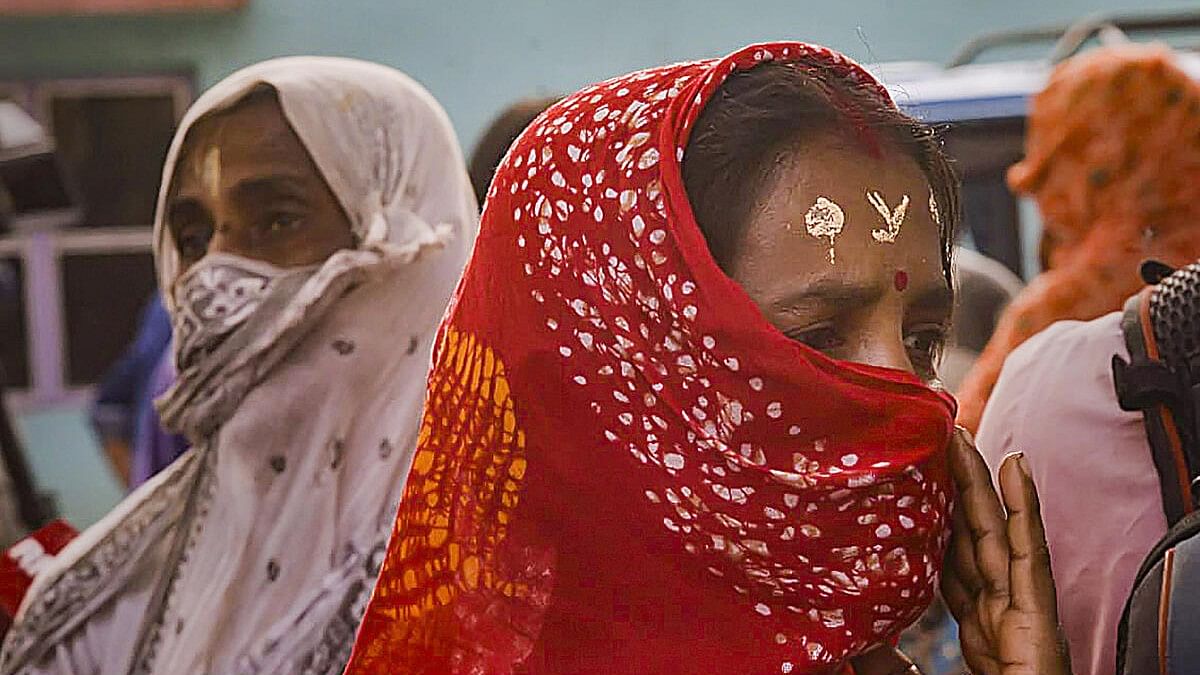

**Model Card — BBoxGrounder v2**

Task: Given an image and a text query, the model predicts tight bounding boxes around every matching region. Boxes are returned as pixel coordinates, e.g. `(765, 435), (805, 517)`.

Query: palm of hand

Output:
(940, 431), (1072, 675)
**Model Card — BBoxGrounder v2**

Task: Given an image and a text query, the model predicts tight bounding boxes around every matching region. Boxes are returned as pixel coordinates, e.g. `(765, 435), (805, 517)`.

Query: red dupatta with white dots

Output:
(345, 42), (956, 675)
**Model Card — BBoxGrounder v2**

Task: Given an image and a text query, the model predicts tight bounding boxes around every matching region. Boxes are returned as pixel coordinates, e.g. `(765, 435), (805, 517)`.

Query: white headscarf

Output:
(1, 57), (476, 675)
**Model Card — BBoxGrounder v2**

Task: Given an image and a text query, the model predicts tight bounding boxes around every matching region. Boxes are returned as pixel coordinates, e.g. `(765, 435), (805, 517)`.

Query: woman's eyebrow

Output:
(772, 280), (885, 311)
(230, 174), (310, 203)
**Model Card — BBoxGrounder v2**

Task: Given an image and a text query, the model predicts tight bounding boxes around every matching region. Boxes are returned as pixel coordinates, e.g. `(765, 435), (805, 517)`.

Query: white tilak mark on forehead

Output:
(867, 190), (909, 244)
(798, 196), (845, 265)
(202, 145), (222, 203)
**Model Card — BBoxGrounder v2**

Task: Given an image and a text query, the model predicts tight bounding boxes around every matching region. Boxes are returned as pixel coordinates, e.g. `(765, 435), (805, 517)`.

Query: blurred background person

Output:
(957, 43), (1200, 432)
(467, 96), (559, 208)
(939, 247), (1024, 393)
(974, 44), (1200, 675)
(128, 350), (185, 489)
(1, 57), (476, 674)
(87, 294), (184, 489)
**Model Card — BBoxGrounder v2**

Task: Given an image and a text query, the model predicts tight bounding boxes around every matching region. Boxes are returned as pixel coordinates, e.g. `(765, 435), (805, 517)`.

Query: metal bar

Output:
(0, 226), (152, 255)
(1050, 11), (1200, 63)
(949, 10), (1200, 67)
(23, 231), (65, 404)
(53, 227), (152, 254)
(0, 225), (151, 252)
(948, 26), (1067, 68)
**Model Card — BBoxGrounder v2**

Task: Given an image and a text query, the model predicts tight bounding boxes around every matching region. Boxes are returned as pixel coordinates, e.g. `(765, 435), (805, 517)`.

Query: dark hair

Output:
(468, 96), (561, 207)
(681, 61), (959, 286)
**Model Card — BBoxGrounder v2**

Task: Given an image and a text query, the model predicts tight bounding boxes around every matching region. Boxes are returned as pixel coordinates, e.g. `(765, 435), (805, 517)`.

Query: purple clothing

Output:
(130, 352), (188, 487)
(976, 312), (1167, 675)
(90, 297), (173, 445)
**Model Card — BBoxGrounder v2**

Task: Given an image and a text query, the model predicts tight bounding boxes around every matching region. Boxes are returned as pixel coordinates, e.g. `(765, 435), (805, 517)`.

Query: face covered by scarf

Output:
(345, 43), (956, 674)
(1, 57), (477, 675)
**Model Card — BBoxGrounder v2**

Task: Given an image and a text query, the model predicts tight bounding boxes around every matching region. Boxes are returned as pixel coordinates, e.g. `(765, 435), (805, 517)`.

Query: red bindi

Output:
(893, 270), (909, 292)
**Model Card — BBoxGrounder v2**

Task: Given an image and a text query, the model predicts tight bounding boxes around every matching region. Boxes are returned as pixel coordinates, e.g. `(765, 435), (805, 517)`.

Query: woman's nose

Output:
(207, 224), (234, 255)
(846, 323), (914, 375)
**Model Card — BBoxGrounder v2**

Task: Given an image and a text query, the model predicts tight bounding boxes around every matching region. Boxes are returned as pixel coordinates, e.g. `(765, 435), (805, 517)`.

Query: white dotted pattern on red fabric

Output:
(486, 43), (952, 670)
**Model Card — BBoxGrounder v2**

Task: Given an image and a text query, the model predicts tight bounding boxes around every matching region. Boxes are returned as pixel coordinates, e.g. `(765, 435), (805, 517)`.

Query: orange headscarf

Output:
(957, 44), (1200, 431)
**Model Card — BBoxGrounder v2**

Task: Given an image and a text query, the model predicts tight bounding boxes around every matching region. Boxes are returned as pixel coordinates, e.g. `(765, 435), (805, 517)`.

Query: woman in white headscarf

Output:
(0, 57), (476, 675)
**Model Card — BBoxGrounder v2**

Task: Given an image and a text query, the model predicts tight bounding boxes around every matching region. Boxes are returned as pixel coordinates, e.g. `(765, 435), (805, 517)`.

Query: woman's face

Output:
(165, 91), (355, 274)
(726, 131), (951, 383)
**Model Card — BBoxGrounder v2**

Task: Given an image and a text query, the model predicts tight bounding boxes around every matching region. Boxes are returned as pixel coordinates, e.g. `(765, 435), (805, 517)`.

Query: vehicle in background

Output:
(879, 11), (1200, 281)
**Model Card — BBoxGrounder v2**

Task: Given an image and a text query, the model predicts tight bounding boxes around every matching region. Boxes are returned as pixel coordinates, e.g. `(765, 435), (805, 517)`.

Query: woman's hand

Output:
(941, 430), (1072, 675)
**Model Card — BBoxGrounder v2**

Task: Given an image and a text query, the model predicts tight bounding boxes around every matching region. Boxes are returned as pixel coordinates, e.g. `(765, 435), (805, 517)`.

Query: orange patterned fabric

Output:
(345, 43), (957, 674)
(957, 44), (1200, 431)
(351, 326), (550, 667)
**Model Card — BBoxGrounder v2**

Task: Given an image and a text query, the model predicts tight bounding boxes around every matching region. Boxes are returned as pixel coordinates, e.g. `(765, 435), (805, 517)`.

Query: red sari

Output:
(345, 42), (956, 674)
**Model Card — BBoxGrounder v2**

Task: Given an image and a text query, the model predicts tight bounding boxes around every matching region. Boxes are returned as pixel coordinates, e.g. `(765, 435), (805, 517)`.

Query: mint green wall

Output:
(14, 410), (124, 528)
(0, 0), (1195, 149)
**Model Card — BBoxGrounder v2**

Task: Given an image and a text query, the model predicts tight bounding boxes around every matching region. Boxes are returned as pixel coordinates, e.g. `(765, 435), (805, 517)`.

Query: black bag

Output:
(1114, 261), (1200, 674)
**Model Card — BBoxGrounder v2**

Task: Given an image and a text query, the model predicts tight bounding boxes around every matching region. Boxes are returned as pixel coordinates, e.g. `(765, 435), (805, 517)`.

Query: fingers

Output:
(948, 504), (983, 597)
(940, 560), (975, 624)
(998, 454), (1074, 675)
(942, 535), (997, 675)
(948, 430), (1010, 593)
(943, 570), (1003, 675)
(947, 429), (1012, 641)
(998, 452), (1058, 618)
(960, 623), (1003, 675)
(996, 615), (1073, 675)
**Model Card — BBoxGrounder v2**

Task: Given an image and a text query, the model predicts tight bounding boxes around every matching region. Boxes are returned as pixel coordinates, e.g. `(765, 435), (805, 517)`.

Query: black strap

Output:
(1114, 291), (1195, 526)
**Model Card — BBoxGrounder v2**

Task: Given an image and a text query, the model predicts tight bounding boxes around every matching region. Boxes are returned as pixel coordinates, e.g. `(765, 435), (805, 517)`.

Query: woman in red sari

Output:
(345, 43), (1067, 674)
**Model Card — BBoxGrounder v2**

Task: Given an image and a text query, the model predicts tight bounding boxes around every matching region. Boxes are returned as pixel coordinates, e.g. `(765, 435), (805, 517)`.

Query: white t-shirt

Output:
(976, 311), (1168, 675)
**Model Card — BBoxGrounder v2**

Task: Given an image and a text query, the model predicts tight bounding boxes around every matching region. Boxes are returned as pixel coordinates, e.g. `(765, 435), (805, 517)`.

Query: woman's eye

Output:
(902, 328), (944, 355)
(904, 326), (947, 377)
(264, 213), (304, 234)
(176, 227), (212, 261)
(785, 324), (846, 352)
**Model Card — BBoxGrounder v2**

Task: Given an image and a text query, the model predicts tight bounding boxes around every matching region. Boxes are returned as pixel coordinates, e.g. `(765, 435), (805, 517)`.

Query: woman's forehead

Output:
(761, 141), (936, 242)
(171, 96), (311, 195)
(729, 140), (944, 300)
